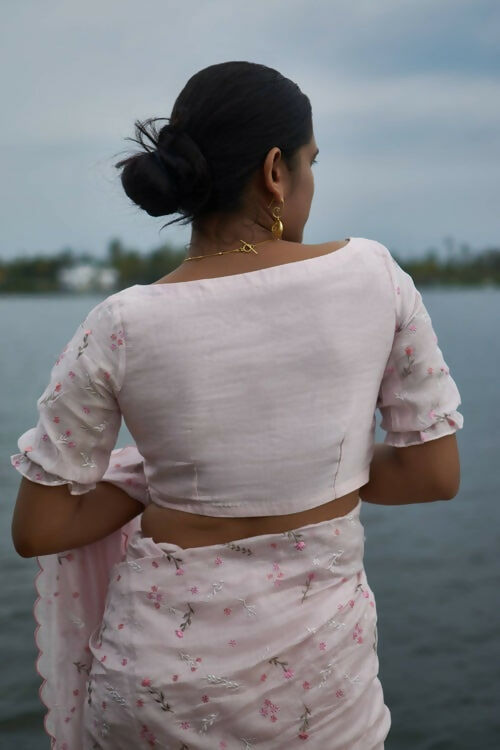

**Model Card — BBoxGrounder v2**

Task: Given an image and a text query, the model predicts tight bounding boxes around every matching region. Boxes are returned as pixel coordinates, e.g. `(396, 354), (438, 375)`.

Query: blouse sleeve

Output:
(376, 246), (464, 447)
(10, 295), (130, 495)
(100, 445), (151, 507)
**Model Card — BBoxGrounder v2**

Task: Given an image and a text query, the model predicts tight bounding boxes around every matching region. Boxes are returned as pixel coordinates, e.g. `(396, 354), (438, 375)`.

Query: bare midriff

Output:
(140, 239), (356, 549)
(140, 490), (361, 548)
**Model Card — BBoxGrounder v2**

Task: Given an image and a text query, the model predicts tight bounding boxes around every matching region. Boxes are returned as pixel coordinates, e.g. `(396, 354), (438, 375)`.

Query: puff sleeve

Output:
(376, 247), (464, 447)
(10, 295), (133, 495)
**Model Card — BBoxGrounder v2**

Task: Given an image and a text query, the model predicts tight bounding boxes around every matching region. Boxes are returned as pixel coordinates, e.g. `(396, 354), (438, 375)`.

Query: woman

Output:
(11, 61), (463, 749)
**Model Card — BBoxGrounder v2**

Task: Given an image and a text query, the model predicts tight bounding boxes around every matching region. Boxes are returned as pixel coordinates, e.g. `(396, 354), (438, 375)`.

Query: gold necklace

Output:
(182, 238), (281, 262)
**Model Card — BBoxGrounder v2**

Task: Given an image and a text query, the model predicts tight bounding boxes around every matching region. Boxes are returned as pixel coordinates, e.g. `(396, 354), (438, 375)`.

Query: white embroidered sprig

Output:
(104, 682), (127, 707)
(326, 549), (344, 571)
(80, 421), (108, 433)
(81, 372), (106, 399)
(318, 661), (338, 688)
(203, 674), (240, 689)
(206, 580), (225, 599)
(237, 597), (257, 617)
(80, 451), (97, 469)
(198, 713), (219, 734)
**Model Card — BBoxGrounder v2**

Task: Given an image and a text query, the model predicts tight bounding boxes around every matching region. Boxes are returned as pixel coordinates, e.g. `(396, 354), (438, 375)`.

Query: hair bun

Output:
(116, 119), (212, 219)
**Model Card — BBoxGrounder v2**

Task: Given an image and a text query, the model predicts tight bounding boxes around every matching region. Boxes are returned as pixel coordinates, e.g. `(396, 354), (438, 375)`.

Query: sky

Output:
(1, 0), (499, 262)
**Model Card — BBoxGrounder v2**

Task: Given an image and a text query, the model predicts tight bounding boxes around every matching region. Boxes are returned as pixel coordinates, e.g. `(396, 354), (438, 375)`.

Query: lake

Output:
(0, 287), (498, 749)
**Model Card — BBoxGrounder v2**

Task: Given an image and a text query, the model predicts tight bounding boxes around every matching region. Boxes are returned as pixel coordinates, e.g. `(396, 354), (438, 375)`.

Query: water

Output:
(1, 287), (499, 749)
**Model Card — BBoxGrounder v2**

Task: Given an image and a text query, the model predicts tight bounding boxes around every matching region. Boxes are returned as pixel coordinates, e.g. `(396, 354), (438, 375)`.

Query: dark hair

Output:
(114, 61), (312, 230)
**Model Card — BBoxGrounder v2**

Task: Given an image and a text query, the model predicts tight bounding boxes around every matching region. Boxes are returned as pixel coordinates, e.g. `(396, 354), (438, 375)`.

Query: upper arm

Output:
(375, 245), (464, 497)
(10, 296), (133, 554)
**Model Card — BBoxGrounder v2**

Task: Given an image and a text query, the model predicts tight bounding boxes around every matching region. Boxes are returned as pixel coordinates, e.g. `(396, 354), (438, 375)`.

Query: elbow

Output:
(436, 473), (461, 501)
(12, 536), (36, 558)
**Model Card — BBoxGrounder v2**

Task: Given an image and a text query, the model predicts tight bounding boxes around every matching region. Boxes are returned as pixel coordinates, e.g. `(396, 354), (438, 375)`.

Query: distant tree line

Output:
(0, 237), (499, 293)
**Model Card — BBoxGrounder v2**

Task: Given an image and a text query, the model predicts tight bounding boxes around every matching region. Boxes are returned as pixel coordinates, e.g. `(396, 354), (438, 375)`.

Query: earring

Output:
(268, 197), (284, 240)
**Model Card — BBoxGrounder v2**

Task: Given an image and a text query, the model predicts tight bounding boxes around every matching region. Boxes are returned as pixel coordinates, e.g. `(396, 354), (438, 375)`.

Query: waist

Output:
(140, 489), (361, 548)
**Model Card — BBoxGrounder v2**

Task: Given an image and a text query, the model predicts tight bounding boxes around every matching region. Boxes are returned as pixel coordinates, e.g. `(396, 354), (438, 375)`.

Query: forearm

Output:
(13, 478), (144, 558)
(359, 443), (446, 505)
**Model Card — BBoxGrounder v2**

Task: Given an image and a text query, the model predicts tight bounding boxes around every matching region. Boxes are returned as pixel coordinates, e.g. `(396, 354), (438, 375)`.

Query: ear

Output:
(262, 146), (284, 199)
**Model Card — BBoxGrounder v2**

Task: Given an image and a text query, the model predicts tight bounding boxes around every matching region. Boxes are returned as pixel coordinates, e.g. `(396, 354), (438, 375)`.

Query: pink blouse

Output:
(10, 237), (464, 516)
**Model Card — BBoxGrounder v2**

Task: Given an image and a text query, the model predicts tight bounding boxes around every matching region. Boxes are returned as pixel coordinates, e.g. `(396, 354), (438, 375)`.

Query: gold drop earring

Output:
(268, 197), (284, 240)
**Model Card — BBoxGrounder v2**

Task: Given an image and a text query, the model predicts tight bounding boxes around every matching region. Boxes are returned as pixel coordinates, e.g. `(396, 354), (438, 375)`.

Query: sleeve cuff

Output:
(383, 408), (464, 447)
(10, 452), (97, 495)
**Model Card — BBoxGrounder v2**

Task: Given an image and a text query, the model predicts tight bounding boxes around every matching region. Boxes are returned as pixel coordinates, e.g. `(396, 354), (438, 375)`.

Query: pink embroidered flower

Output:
(228, 639), (237, 647)
(405, 346), (414, 356)
(35, 472), (42, 480)
(427, 367), (434, 374)
(295, 541), (306, 550)
(101, 701), (107, 710)
(73, 689), (79, 696)
(215, 556), (223, 566)
(319, 642), (327, 651)
(54, 382), (62, 392)
(141, 678), (151, 687)
(175, 629), (184, 639)
(82, 406), (90, 414)
(189, 586), (199, 594)
(196, 657), (202, 662)
(65, 429), (72, 436)
(220, 742), (228, 749)
(136, 698), (144, 708)
(307, 572), (315, 581)
(260, 673), (267, 682)
(408, 324), (417, 333)
(68, 441), (76, 447)
(172, 674), (179, 681)
(152, 561), (159, 568)
(180, 721), (190, 730)
(202, 694), (209, 703)
(396, 285), (400, 295)
(104, 371), (111, 380)
(42, 433), (49, 441)
(176, 567), (185, 576)
(224, 607), (232, 616)
(302, 681), (311, 690)
(284, 669), (294, 679)
(349, 599), (355, 608)
(336, 689), (345, 698)
(270, 542), (277, 548)
(68, 370), (76, 378)
(53, 416), (60, 423)
(118, 623), (124, 629)
(121, 658), (128, 665)
(299, 732), (309, 740)
(447, 418), (456, 426)
(111, 334), (117, 341)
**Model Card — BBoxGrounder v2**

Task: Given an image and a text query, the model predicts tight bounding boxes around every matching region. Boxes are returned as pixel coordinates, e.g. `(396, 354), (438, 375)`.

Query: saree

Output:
(31, 452), (390, 749)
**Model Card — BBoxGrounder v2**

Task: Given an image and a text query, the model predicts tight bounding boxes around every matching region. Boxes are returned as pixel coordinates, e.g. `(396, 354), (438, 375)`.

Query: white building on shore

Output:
(58, 265), (118, 292)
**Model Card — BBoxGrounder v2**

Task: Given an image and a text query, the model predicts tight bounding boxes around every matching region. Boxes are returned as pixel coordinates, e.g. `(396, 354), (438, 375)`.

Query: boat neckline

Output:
(132, 237), (357, 290)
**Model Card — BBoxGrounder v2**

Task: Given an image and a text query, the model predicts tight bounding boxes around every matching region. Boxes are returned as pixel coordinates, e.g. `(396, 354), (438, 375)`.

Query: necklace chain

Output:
(182, 238), (280, 262)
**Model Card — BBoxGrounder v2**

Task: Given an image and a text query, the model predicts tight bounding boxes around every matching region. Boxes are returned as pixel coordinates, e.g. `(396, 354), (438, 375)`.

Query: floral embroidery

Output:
(110, 330), (125, 350)
(259, 698), (280, 722)
(140, 678), (175, 712)
(175, 603), (195, 637)
(297, 705), (312, 740)
(77, 329), (92, 358)
(301, 572), (315, 603)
